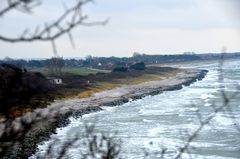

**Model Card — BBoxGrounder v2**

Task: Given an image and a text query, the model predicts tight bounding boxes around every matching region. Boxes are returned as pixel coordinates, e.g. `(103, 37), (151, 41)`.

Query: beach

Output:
(2, 68), (208, 158)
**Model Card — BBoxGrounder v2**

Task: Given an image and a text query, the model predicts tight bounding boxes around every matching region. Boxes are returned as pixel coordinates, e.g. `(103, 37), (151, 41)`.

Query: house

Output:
(47, 77), (63, 84)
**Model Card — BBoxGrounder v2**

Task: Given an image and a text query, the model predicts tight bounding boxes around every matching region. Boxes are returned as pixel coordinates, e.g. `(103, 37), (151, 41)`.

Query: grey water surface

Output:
(32, 60), (240, 159)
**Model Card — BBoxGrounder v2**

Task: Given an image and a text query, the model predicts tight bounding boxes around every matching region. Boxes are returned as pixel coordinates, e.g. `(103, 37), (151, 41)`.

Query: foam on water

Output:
(201, 93), (215, 100)
(143, 119), (153, 123)
(102, 106), (117, 112)
(212, 114), (235, 127)
(204, 102), (211, 107)
(31, 60), (240, 159)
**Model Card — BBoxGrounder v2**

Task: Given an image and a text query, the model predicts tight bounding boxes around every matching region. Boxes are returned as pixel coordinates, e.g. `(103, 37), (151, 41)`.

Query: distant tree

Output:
(3, 56), (13, 62)
(132, 52), (141, 58)
(45, 58), (54, 74)
(57, 57), (65, 75)
(84, 55), (93, 67)
(28, 60), (43, 68)
(46, 57), (65, 75)
(112, 66), (128, 72)
(14, 59), (28, 69)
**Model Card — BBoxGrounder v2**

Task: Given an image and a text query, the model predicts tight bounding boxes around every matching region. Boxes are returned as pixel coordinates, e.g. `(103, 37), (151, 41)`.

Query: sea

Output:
(31, 59), (240, 159)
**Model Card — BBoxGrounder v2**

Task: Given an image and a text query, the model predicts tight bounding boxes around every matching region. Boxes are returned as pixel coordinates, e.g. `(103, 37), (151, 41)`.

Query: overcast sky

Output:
(0, 0), (240, 59)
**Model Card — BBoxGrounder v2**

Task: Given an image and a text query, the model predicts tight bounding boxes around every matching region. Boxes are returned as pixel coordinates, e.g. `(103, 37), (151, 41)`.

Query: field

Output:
(29, 67), (110, 76)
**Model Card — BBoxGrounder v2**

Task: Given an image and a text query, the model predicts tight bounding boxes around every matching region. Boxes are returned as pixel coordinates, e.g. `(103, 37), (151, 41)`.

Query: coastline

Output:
(4, 68), (208, 158)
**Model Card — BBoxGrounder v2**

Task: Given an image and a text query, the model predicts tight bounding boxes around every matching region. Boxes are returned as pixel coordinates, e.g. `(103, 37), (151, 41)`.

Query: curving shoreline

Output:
(4, 69), (208, 159)
(99, 69), (208, 106)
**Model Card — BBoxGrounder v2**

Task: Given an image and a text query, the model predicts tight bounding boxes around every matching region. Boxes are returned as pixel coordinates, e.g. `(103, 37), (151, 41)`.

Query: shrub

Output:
(112, 66), (128, 72)
(0, 63), (54, 117)
(129, 62), (146, 70)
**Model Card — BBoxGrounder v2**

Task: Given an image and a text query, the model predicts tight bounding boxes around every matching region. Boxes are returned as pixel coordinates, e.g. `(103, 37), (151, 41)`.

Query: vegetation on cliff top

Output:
(0, 63), (179, 118)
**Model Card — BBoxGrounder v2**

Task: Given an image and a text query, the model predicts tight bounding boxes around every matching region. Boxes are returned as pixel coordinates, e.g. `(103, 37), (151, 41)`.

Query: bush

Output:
(112, 66), (128, 72)
(0, 63), (54, 117)
(129, 62), (146, 70)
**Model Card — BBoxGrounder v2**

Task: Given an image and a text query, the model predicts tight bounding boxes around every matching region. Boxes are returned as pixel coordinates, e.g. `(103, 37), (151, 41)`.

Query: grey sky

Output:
(0, 0), (239, 59)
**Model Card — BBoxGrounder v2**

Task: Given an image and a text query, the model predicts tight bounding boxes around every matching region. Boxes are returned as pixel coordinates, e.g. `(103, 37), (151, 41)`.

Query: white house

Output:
(47, 77), (63, 85)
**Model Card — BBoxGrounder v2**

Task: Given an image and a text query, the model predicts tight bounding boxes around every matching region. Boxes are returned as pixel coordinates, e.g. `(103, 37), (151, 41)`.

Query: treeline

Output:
(1, 52), (240, 69)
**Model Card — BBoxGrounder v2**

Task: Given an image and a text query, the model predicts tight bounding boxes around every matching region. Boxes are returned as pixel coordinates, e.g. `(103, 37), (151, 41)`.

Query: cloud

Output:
(0, 0), (239, 58)
(40, 27), (240, 58)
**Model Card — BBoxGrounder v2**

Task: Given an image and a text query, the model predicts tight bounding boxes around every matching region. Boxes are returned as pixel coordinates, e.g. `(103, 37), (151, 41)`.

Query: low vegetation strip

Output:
(0, 64), (208, 158)
(29, 67), (110, 76)
(0, 64), (178, 118)
(77, 70), (181, 98)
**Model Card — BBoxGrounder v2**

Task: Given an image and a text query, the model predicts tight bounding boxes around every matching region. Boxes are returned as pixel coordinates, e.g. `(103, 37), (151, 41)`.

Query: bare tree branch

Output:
(173, 48), (240, 159)
(0, 0), (107, 43)
(174, 103), (226, 159)
(0, 0), (40, 17)
(0, 0), (108, 56)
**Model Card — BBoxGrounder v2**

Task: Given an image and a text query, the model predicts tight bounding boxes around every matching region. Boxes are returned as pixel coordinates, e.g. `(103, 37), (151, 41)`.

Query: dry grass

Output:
(77, 83), (119, 98)
(116, 74), (161, 85)
(9, 107), (32, 118)
(77, 70), (181, 98)
(5, 105), (39, 118)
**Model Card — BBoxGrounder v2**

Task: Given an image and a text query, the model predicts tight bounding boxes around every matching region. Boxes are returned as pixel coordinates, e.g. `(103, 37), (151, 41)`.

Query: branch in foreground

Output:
(0, 0), (108, 55)
(0, 0), (108, 43)
(0, 0), (40, 17)
(174, 55), (240, 159)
